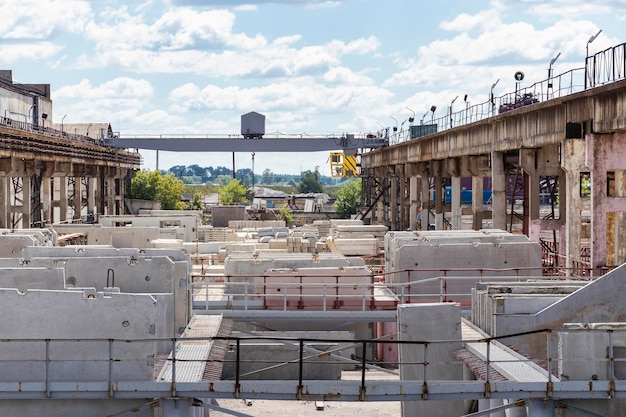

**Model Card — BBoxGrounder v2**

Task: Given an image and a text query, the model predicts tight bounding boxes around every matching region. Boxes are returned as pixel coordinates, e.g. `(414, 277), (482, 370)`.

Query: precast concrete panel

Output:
(0, 267), (65, 291)
(388, 241), (542, 292)
(0, 235), (39, 257)
(558, 323), (626, 417)
(398, 303), (464, 417)
(0, 289), (165, 383)
(263, 266), (373, 309)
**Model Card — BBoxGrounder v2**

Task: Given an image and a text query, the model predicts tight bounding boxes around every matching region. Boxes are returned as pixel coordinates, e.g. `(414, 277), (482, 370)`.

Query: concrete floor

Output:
(209, 370), (401, 417)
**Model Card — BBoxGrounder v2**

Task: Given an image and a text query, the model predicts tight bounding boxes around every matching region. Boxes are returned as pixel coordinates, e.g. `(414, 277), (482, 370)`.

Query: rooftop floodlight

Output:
(585, 29), (602, 88)
(548, 52), (561, 93)
(449, 96), (458, 128)
(490, 78), (500, 115)
(406, 107), (415, 124)
(587, 29), (603, 57)
(390, 115), (398, 132)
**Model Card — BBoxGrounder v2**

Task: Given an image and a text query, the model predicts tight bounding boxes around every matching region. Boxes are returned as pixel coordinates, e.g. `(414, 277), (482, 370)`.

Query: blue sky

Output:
(1, 0), (623, 175)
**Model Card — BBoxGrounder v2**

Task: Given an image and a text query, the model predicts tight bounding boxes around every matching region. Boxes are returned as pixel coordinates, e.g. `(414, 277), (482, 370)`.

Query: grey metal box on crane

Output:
(241, 111), (265, 138)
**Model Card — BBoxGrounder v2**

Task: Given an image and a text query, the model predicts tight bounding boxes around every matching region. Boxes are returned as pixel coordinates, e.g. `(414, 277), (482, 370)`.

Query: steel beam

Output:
(103, 135), (388, 152)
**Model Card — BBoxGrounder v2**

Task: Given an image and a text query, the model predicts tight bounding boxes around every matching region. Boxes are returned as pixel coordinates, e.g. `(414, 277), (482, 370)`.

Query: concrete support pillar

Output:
(390, 176), (398, 230)
(491, 151), (507, 230)
(22, 176), (31, 228)
(105, 177), (115, 216)
(0, 176), (8, 228)
(86, 177), (96, 219)
(73, 176), (83, 220)
(410, 176), (419, 230)
(41, 177), (51, 226)
(398, 303), (463, 417)
(472, 177), (484, 230)
(451, 176), (462, 230)
(520, 148), (542, 240)
(435, 176), (444, 230)
(59, 177), (68, 222)
(561, 139), (587, 273)
(421, 176), (431, 230)
(398, 173), (407, 230)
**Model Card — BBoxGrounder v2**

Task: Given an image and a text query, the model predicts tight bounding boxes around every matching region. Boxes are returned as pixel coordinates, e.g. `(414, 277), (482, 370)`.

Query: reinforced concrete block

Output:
(398, 303), (464, 417)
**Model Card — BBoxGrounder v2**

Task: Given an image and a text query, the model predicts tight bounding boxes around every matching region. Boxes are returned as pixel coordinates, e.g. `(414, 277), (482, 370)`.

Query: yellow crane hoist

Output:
(329, 151), (359, 178)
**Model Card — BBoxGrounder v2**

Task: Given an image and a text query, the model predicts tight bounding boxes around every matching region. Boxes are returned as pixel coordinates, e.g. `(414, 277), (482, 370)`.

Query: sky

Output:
(1, 0), (623, 176)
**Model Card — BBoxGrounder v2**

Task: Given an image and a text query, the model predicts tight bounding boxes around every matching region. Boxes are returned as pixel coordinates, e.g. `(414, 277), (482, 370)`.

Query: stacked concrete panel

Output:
(222, 252), (365, 299)
(384, 230), (542, 302)
(18, 246), (191, 335)
(0, 229), (55, 257)
(263, 266), (373, 310)
(198, 226), (237, 243)
(228, 220), (285, 230)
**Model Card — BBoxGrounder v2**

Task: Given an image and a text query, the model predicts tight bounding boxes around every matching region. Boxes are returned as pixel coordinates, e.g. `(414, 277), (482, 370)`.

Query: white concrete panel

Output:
(398, 303), (464, 417)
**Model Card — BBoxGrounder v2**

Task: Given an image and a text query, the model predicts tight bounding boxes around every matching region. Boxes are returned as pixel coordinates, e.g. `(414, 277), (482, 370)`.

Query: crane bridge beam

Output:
(103, 135), (388, 152)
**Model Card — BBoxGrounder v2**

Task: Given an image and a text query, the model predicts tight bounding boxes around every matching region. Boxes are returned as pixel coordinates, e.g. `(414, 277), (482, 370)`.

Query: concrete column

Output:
(59, 177), (68, 222)
(520, 149), (542, 240)
(472, 176), (484, 230)
(561, 139), (587, 274)
(0, 176), (8, 228)
(105, 177), (115, 216)
(398, 303), (463, 417)
(86, 177), (96, 219)
(22, 176), (31, 228)
(410, 176), (419, 230)
(421, 176), (431, 230)
(435, 176), (444, 230)
(75, 176), (85, 220)
(491, 151), (507, 230)
(451, 176), (462, 230)
(41, 176), (51, 225)
(390, 176), (398, 230)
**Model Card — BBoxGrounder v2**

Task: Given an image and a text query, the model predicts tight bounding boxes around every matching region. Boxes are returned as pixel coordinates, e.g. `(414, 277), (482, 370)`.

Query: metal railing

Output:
(191, 266), (604, 312)
(2, 327), (626, 402)
(387, 41), (626, 148)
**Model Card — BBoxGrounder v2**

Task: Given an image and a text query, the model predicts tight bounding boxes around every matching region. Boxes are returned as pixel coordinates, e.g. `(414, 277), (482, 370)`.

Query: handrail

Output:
(190, 266), (612, 312)
(0, 327), (625, 402)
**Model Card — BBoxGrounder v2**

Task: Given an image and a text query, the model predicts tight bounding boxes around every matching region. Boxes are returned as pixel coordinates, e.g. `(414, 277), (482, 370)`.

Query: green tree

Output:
(131, 169), (186, 210)
(187, 191), (203, 211)
(298, 167), (324, 193)
(215, 174), (234, 186)
(334, 179), (362, 218)
(278, 206), (293, 226)
(219, 179), (248, 205)
(261, 168), (274, 185)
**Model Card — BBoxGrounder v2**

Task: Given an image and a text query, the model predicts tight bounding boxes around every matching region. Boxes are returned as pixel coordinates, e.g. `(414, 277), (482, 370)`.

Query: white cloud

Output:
(0, 0), (91, 39)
